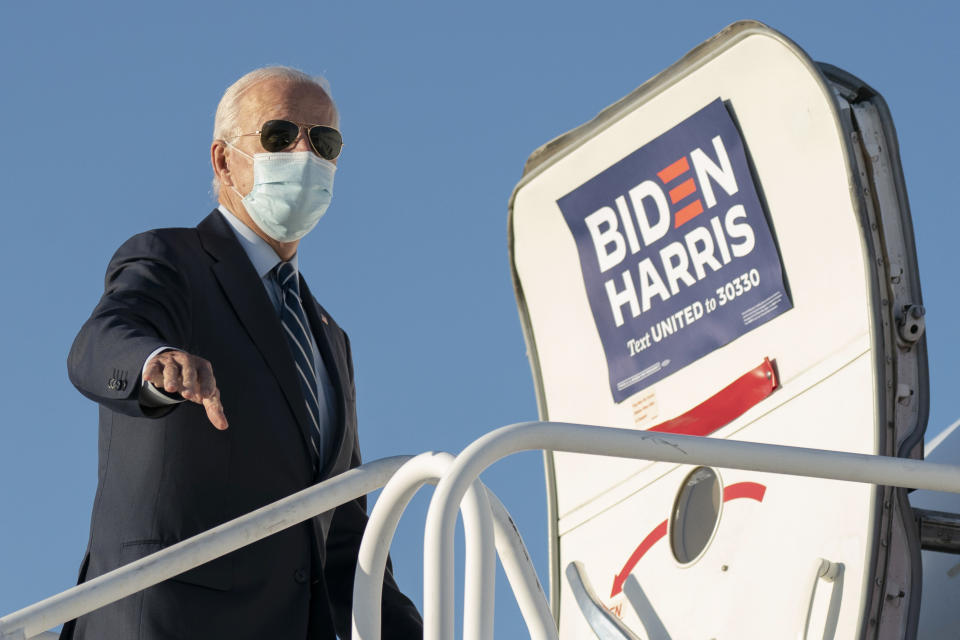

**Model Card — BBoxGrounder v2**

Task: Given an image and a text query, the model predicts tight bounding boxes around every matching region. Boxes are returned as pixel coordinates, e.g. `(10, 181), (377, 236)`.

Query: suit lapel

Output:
(197, 212), (317, 462)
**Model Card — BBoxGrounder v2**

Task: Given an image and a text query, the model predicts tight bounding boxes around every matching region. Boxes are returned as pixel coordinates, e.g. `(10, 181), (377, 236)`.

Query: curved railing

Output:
(421, 422), (960, 640)
(351, 452), (556, 640)
(0, 449), (554, 640)
(351, 452), (497, 640)
(4, 421), (960, 640)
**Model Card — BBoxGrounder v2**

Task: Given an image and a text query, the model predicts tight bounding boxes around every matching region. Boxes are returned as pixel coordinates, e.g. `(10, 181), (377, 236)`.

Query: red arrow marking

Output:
(723, 481), (766, 503)
(610, 520), (667, 597)
(609, 482), (767, 597)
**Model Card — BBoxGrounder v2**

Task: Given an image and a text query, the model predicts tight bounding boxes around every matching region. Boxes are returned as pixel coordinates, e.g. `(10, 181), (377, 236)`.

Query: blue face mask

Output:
(228, 145), (336, 242)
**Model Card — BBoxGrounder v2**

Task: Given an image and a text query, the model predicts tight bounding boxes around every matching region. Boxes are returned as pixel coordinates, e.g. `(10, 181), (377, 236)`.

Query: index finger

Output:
(203, 391), (229, 431)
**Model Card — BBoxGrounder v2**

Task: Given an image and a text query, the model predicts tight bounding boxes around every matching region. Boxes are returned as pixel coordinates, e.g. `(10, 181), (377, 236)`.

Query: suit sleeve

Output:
(68, 230), (192, 418)
(323, 334), (424, 639)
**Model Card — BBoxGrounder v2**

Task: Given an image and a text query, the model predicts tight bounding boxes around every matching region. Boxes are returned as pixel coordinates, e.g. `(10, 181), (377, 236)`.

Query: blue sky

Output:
(1, 1), (958, 637)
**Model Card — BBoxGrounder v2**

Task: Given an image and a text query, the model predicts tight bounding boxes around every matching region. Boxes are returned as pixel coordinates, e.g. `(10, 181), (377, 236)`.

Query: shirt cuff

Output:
(140, 346), (185, 408)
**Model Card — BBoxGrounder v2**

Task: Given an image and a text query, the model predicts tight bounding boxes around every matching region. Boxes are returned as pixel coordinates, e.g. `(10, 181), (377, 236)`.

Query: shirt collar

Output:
(218, 205), (298, 277)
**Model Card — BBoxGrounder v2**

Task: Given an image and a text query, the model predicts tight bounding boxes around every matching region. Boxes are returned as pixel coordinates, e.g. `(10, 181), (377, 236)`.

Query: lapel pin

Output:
(321, 314), (329, 325)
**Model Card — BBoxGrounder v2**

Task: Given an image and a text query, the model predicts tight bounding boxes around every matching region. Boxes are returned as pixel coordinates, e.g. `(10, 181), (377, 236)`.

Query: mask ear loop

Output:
(224, 139), (254, 161)
(223, 140), (253, 199)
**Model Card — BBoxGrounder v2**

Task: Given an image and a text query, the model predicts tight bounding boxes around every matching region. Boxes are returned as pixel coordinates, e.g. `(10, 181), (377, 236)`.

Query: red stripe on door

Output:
(647, 358), (777, 437)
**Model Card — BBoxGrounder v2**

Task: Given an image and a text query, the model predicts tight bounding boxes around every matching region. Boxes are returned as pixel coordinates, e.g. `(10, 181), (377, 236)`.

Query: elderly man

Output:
(63, 66), (423, 639)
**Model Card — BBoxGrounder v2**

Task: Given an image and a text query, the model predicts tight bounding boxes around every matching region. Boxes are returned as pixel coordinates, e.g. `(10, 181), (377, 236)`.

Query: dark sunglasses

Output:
(232, 120), (343, 160)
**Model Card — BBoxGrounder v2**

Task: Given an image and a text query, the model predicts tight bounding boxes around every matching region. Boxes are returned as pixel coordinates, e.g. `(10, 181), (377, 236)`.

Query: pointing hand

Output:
(144, 350), (229, 430)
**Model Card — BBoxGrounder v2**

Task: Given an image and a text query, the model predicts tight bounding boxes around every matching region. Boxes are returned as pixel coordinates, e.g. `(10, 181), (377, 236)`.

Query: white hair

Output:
(211, 66), (338, 196)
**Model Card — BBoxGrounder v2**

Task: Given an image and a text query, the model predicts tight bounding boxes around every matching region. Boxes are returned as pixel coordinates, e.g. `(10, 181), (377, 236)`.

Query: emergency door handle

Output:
(801, 558), (843, 640)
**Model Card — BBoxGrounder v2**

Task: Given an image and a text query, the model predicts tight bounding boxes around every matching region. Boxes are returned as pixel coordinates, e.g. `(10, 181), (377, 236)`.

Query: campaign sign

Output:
(557, 98), (791, 403)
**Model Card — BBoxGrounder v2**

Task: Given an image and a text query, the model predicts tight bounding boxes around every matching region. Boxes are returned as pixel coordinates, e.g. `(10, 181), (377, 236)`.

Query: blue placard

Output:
(557, 98), (791, 403)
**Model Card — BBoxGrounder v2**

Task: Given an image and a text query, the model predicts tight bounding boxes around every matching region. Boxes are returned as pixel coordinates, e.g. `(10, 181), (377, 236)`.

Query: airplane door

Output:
(508, 21), (928, 639)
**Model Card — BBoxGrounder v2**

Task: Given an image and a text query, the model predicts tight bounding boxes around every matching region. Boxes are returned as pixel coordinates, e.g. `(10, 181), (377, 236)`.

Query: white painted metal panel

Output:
(556, 354), (876, 639)
(509, 20), (928, 639)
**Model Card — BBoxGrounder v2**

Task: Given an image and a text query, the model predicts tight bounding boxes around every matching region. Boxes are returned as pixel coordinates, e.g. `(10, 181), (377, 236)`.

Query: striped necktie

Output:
(276, 261), (324, 468)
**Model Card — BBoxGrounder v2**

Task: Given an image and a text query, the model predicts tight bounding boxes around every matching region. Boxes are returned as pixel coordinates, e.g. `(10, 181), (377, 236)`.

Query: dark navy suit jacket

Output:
(63, 210), (422, 639)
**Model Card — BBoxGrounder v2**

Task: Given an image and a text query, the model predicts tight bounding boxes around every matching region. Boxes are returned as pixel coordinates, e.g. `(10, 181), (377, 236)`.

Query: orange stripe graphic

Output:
(673, 199), (704, 227)
(657, 157), (689, 183)
(668, 178), (696, 204)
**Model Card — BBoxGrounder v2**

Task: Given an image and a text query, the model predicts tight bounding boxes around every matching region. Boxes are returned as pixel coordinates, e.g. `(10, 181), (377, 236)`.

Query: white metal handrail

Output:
(8, 421), (960, 640)
(352, 452), (496, 640)
(422, 421), (960, 640)
(482, 488), (557, 640)
(351, 453), (558, 640)
(0, 456), (412, 640)
(2, 448), (558, 640)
